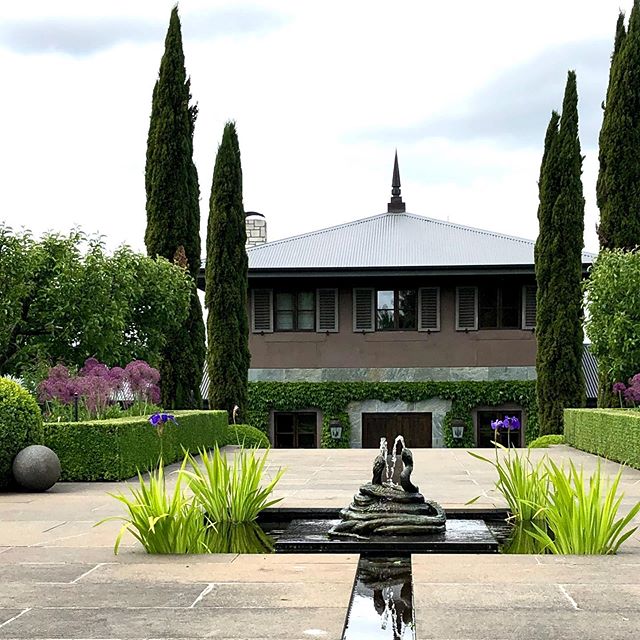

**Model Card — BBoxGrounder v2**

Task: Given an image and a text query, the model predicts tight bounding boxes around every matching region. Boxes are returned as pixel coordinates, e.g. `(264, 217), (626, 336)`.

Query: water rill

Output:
(330, 437), (446, 538)
(342, 555), (415, 640)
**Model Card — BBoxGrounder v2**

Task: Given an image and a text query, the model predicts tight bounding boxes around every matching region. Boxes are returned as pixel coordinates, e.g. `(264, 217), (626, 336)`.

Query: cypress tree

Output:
(597, 5), (640, 250)
(535, 71), (586, 435)
(205, 122), (250, 417)
(144, 6), (205, 408)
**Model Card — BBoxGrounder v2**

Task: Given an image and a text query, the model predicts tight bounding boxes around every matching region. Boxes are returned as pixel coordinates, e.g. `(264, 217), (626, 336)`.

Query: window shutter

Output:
(316, 288), (339, 332)
(418, 287), (440, 331)
(456, 286), (478, 331)
(353, 288), (375, 332)
(251, 289), (273, 333)
(522, 284), (537, 329)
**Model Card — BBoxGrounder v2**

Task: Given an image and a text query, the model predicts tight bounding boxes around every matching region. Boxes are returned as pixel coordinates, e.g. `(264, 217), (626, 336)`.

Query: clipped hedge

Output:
(528, 434), (565, 448)
(0, 378), (44, 489)
(44, 410), (227, 481)
(564, 408), (640, 468)
(247, 380), (537, 448)
(226, 424), (270, 448)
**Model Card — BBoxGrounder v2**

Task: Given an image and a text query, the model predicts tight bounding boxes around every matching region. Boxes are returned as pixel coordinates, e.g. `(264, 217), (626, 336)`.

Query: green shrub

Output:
(226, 423), (269, 448)
(564, 408), (640, 468)
(97, 457), (212, 554)
(528, 434), (566, 448)
(183, 445), (284, 522)
(0, 377), (44, 489)
(44, 410), (227, 481)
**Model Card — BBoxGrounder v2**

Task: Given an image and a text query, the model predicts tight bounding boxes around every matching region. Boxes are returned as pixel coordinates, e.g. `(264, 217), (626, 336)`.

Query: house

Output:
(200, 155), (595, 449)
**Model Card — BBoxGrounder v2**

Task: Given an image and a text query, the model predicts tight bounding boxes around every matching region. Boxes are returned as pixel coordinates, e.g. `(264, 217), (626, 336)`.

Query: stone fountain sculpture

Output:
(329, 436), (446, 538)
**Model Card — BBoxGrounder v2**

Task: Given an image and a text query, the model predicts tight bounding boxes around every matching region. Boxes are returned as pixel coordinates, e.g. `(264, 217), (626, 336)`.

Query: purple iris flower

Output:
(149, 413), (177, 427)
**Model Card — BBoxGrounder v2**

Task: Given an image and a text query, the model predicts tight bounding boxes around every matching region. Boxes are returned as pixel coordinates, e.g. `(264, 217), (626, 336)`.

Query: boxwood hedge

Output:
(0, 378), (44, 489)
(43, 410), (227, 481)
(564, 408), (640, 468)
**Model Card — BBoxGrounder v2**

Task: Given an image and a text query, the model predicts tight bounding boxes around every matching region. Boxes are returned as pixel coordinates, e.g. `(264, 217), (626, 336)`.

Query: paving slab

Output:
(195, 581), (353, 609)
(0, 606), (347, 639)
(415, 608), (640, 640)
(2, 447), (640, 640)
(0, 581), (206, 609)
(84, 556), (358, 584)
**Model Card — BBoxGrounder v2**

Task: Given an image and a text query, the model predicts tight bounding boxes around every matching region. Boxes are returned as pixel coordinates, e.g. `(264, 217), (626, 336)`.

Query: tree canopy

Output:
(0, 225), (191, 377)
(144, 6), (205, 408)
(597, 4), (640, 250)
(535, 71), (586, 435)
(205, 122), (250, 417)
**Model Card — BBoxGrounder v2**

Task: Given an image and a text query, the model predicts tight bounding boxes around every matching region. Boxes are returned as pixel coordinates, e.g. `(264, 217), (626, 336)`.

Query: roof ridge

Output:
(247, 212), (390, 252)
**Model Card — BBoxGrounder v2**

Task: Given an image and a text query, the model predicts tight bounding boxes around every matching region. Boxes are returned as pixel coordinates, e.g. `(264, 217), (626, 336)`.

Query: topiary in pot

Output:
(0, 378), (44, 489)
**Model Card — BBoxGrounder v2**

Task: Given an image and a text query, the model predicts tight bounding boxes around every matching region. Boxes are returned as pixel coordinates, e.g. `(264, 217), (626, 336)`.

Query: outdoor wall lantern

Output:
(451, 419), (465, 440)
(330, 419), (343, 440)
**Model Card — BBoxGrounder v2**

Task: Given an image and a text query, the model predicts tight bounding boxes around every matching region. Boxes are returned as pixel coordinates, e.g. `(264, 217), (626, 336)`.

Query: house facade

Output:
(202, 159), (594, 449)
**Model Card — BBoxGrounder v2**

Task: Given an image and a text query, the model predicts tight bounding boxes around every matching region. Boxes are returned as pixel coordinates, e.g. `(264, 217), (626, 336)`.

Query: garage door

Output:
(362, 412), (432, 448)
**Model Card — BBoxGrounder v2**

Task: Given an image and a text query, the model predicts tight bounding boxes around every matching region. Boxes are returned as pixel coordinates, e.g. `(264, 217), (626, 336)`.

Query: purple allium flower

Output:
(80, 357), (110, 378)
(613, 382), (626, 394)
(125, 360), (161, 402)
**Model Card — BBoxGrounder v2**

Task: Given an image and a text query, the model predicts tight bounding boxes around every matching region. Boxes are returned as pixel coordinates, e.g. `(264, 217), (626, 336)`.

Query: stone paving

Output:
(0, 445), (639, 638)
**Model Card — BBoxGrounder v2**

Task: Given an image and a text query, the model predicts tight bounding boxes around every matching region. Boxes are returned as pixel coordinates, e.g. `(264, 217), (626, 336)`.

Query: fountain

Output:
(329, 436), (446, 538)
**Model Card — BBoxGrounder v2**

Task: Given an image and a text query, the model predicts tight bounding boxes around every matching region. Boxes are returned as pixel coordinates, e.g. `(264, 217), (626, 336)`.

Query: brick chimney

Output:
(245, 212), (267, 247)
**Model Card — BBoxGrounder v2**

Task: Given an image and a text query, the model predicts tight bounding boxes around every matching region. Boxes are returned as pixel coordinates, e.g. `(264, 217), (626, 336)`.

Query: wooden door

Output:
(362, 413), (432, 448)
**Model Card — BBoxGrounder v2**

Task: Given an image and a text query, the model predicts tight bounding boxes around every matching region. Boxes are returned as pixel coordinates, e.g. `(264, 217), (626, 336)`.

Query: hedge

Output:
(247, 380), (537, 448)
(0, 378), (44, 489)
(226, 424), (270, 448)
(564, 408), (640, 468)
(44, 410), (227, 481)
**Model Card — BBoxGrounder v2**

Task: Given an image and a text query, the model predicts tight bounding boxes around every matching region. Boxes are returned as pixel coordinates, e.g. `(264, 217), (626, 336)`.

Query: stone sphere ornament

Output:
(12, 445), (61, 492)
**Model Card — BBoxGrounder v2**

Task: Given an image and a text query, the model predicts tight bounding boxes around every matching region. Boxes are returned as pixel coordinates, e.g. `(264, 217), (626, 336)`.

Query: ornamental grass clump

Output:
(528, 459), (640, 555)
(470, 447), (640, 554)
(183, 445), (284, 523)
(468, 445), (549, 523)
(96, 457), (211, 554)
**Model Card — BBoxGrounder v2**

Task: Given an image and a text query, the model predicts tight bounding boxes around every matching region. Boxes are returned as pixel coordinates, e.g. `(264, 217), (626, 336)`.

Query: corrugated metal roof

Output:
(582, 344), (599, 401)
(248, 212), (596, 271)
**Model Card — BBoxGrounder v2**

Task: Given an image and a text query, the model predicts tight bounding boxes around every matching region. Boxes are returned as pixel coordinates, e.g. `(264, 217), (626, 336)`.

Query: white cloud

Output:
(0, 0), (625, 256)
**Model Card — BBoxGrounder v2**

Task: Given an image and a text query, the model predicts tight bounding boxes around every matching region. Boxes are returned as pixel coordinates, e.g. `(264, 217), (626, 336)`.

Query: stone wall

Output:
(248, 366), (536, 382)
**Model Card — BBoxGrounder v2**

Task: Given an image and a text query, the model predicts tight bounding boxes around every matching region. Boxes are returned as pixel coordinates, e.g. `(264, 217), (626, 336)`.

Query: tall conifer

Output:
(535, 71), (586, 435)
(145, 6), (205, 408)
(597, 5), (640, 250)
(205, 122), (250, 417)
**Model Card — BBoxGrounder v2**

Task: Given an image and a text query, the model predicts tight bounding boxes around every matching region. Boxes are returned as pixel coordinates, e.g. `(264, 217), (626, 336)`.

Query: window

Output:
(478, 285), (520, 329)
(274, 412), (318, 448)
(275, 292), (315, 331)
(476, 410), (523, 448)
(376, 289), (417, 330)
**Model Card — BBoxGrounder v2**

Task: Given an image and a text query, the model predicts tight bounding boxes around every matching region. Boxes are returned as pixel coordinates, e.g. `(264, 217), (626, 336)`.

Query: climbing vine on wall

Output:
(246, 381), (538, 448)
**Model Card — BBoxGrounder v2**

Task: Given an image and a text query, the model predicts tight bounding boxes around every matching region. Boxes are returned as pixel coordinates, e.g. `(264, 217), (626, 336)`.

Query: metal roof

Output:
(582, 344), (599, 401)
(248, 212), (596, 271)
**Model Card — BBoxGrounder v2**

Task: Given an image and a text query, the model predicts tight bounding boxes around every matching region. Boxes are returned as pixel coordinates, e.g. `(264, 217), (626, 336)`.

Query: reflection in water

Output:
(342, 556), (414, 640)
(501, 521), (549, 554)
(207, 521), (275, 554)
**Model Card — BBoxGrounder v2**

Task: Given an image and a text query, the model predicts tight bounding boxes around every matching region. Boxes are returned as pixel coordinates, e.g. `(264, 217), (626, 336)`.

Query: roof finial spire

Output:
(388, 150), (406, 213)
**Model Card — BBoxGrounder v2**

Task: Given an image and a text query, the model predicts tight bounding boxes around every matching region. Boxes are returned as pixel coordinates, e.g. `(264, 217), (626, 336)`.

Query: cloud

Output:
(0, 7), (286, 56)
(357, 38), (611, 151)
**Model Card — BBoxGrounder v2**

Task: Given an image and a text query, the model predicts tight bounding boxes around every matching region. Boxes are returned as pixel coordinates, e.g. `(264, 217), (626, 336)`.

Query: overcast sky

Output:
(0, 1), (629, 255)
